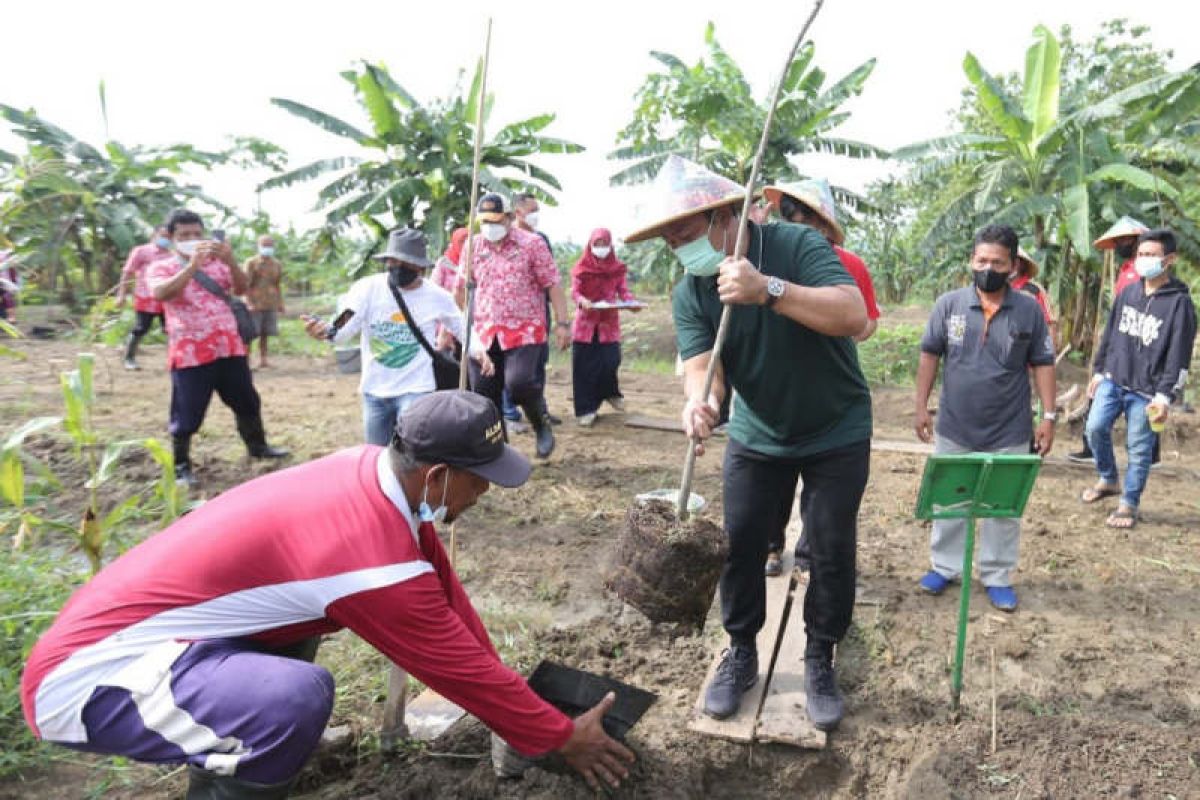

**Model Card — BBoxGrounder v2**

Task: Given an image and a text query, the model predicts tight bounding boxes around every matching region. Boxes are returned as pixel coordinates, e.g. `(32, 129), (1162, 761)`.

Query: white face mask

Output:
(1134, 255), (1165, 279)
(482, 223), (508, 243)
(523, 211), (540, 230)
(176, 240), (201, 257)
(591, 245), (612, 259)
(418, 468), (451, 524)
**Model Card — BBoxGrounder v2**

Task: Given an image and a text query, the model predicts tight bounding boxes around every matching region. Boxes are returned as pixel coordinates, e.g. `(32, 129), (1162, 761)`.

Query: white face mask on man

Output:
(522, 211), (540, 230)
(482, 223), (508, 243)
(176, 240), (202, 258)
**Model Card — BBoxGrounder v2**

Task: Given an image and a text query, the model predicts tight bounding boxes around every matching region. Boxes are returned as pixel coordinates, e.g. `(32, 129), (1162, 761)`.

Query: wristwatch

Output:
(1042, 411), (1057, 423)
(764, 276), (786, 308)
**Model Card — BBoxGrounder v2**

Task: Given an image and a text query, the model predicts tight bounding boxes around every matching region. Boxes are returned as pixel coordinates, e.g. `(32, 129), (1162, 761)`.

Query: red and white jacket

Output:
(22, 447), (573, 755)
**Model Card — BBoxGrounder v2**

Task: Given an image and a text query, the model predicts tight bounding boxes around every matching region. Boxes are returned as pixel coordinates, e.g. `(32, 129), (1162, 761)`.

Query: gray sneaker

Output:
(703, 645), (757, 719)
(804, 656), (844, 731)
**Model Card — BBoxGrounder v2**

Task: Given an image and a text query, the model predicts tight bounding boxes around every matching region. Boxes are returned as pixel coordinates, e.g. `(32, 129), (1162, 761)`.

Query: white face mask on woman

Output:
(482, 223), (508, 243)
(591, 245), (612, 259)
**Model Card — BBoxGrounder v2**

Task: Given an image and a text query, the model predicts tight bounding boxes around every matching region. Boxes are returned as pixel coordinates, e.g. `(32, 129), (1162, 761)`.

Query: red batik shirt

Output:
(457, 228), (559, 351)
(147, 255), (247, 370)
(122, 243), (169, 314)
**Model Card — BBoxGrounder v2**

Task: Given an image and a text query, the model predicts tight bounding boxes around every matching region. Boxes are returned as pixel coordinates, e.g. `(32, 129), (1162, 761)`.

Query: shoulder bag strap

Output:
(386, 275), (441, 362)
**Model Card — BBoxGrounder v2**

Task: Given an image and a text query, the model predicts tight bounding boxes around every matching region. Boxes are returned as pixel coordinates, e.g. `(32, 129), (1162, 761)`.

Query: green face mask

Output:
(673, 219), (726, 277)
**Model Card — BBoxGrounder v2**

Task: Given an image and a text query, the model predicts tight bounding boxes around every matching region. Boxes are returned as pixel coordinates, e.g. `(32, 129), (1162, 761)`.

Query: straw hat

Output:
(1093, 216), (1149, 250)
(1016, 247), (1039, 278)
(763, 178), (845, 245)
(623, 155), (745, 243)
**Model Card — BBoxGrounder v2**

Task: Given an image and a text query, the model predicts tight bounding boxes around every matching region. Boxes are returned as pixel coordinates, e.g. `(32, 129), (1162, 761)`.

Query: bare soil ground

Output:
(2, 321), (1198, 799)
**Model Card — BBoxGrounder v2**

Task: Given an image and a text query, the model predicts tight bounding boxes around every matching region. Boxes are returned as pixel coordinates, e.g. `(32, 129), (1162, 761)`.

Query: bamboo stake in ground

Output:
(677, 0), (826, 520)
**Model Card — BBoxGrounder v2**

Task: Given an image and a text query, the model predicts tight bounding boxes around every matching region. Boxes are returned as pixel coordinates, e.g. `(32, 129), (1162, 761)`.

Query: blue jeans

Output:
(1085, 379), (1155, 509)
(362, 392), (424, 446)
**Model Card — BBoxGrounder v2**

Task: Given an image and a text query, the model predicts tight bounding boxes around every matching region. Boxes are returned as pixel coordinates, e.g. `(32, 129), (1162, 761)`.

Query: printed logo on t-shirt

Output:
(369, 311), (421, 369)
(947, 314), (967, 346)
(1117, 306), (1163, 347)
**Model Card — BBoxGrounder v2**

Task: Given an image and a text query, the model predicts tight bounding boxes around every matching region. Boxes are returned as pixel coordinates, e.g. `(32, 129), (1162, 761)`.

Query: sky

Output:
(2, 0), (1197, 247)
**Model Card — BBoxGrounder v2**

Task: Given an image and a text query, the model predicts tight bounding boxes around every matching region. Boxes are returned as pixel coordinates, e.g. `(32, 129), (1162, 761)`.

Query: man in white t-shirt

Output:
(306, 228), (493, 445)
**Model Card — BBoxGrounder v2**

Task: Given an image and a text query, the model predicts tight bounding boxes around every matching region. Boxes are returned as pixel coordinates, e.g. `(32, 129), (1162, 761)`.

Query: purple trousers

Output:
(66, 639), (334, 784)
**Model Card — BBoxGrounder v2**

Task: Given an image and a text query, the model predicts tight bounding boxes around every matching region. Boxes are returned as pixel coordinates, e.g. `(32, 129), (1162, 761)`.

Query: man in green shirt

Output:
(625, 156), (871, 731)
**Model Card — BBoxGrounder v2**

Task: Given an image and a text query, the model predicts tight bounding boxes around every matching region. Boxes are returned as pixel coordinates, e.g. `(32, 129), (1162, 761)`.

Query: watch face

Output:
(768, 277), (785, 297)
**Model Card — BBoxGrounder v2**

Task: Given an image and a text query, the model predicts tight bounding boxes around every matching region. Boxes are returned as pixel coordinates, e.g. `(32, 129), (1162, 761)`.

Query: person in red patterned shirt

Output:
(116, 226), (171, 370)
(148, 209), (288, 487)
(457, 193), (571, 459)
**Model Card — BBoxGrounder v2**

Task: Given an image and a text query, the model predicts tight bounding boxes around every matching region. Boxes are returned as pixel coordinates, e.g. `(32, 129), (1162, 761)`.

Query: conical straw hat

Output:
(1093, 216), (1149, 250)
(1017, 246), (1039, 279)
(623, 155), (745, 243)
(763, 178), (845, 245)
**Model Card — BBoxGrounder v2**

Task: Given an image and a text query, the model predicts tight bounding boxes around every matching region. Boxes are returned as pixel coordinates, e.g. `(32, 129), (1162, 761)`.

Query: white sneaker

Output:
(606, 396), (626, 412)
(577, 412), (597, 427)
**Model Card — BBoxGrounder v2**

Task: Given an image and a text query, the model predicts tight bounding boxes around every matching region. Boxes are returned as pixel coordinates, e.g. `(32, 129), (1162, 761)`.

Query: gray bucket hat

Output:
(372, 227), (433, 268)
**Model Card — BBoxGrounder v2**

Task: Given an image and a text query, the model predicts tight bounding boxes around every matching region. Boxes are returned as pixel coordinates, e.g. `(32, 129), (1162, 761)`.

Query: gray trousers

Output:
(930, 434), (1026, 587)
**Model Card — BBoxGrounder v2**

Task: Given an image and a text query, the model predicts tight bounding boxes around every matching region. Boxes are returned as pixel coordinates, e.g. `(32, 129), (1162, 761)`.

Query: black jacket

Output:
(1093, 275), (1197, 400)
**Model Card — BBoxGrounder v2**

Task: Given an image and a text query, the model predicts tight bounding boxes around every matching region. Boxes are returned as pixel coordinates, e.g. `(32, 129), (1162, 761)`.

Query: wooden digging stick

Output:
(677, 0), (827, 520)
(381, 20), (492, 748)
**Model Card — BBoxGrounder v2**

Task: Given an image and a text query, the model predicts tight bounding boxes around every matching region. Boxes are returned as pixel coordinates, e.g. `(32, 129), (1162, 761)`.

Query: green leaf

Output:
(102, 495), (142, 531)
(1062, 183), (1091, 258)
(1086, 164), (1179, 200)
(86, 441), (135, 490)
(356, 64), (402, 138)
(0, 450), (24, 509)
(2, 416), (60, 451)
(77, 353), (95, 406)
(962, 52), (1031, 150)
(1022, 24), (1061, 146)
(269, 99), (371, 145)
(258, 157), (355, 192)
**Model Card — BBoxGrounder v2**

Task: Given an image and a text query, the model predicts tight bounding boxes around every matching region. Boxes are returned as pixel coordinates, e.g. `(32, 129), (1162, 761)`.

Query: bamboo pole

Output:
(457, 19), (493, 396)
(677, 0), (826, 520)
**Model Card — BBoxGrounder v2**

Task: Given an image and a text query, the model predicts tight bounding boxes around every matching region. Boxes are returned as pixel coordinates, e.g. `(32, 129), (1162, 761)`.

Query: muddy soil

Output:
(2, 334), (1198, 799)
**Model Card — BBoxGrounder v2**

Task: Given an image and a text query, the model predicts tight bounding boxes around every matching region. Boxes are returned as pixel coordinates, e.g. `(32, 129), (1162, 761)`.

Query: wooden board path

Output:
(755, 567), (827, 748)
(687, 520), (798, 742)
(687, 499), (825, 748)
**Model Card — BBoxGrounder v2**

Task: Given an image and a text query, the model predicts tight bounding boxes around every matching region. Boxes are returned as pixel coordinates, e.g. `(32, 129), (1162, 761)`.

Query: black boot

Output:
(185, 765), (294, 799)
(522, 402), (555, 459)
(124, 334), (141, 371)
(173, 434), (197, 488)
(236, 414), (290, 460)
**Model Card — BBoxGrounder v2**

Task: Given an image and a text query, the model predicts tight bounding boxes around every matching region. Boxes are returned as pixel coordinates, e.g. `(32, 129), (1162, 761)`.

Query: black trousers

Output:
(169, 356), (262, 437)
(722, 438), (870, 658)
(131, 311), (165, 338)
(571, 332), (621, 416)
(470, 341), (546, 414)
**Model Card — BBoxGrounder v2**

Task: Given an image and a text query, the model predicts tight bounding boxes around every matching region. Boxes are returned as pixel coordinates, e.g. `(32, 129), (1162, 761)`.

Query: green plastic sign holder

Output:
(914, 452), (1042, 710)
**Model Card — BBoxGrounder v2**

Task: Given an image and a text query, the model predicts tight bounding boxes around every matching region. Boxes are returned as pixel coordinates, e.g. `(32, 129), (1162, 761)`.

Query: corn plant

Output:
(141, 437), (185, 525)
(0, 417), (62, 549)
(0, 318), (24, 360)
(60, 352), (138, 573)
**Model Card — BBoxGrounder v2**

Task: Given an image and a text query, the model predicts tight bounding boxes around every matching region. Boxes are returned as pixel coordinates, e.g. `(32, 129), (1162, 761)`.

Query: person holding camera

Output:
(147, 209), (289, 486)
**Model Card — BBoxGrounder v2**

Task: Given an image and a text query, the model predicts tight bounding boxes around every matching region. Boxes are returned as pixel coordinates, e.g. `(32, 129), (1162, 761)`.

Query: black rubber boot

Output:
(522, 402), (555, 459)
(236, 415), (290, 460)
(123, 334), (141, 371)
(173, 434), (197, 488)
(185, 765), (294, 799)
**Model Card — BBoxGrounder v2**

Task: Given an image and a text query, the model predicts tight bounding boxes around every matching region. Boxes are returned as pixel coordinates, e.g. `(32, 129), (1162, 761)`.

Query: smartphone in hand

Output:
(212, 229), (226, 243)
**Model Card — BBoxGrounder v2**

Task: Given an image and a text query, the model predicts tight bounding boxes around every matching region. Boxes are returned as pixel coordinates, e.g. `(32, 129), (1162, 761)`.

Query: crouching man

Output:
(22, 391), (634, 798)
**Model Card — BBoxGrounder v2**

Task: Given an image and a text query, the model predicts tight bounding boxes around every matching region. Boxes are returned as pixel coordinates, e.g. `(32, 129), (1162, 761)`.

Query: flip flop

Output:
(1106, 507), (1138, 529)
(1081, 485), (1120, 504)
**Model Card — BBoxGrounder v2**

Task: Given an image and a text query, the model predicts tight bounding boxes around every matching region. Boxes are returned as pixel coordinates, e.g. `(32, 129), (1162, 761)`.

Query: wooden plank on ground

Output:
(754, 569), (828, 749)
(687, 515), (799, 741)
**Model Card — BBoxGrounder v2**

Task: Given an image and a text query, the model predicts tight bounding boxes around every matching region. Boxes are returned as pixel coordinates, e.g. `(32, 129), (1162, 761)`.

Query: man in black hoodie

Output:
(1082, 228), (1197, 528)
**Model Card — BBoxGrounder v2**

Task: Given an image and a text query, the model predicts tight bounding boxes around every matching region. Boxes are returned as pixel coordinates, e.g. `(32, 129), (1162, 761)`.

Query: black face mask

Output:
(389, 266), (420, 288)
(1115, 241), (1135, 260)
(973, 268), (1008, 293)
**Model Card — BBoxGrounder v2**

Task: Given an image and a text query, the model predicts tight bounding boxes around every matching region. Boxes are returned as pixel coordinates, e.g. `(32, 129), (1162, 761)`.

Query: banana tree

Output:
(261, 61), (583, 256)
(895, 24), (1196, 351)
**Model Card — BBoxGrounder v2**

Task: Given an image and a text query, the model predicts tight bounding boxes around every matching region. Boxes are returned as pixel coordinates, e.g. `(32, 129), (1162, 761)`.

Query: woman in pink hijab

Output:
(570, 228), (640, 426)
